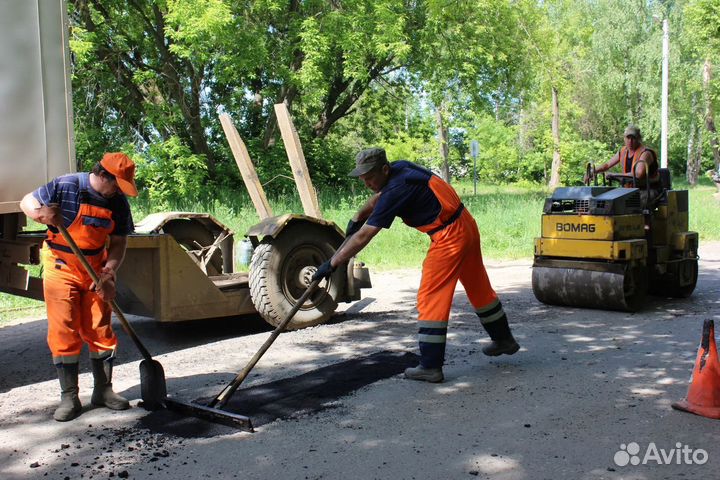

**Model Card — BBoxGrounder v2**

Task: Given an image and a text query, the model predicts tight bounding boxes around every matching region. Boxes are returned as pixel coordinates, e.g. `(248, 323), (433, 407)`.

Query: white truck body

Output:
(0, 0), (75, 214)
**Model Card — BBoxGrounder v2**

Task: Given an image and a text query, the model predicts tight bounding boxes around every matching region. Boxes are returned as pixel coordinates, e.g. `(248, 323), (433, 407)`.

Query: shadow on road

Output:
(0, 313), (276, 393)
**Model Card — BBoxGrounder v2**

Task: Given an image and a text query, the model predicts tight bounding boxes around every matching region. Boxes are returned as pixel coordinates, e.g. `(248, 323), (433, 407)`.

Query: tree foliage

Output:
(67, 0), (720, 196)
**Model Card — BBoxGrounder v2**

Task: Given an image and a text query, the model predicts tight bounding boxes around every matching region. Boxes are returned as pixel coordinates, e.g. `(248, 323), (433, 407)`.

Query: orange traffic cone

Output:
(672, 320), (720, 419)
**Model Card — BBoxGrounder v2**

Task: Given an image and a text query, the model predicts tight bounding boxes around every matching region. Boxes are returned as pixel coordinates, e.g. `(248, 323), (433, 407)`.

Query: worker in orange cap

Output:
(20, 152), (138, 421)
(313, 147), (520, 383)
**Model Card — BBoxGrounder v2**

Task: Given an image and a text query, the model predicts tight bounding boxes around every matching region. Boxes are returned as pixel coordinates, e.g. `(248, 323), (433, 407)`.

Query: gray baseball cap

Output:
(624, 125), (641, 139)
(349, 147), (388, 177)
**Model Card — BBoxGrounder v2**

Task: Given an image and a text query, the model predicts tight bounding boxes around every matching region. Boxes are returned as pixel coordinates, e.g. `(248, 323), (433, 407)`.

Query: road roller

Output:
(532, 168), (698, 311)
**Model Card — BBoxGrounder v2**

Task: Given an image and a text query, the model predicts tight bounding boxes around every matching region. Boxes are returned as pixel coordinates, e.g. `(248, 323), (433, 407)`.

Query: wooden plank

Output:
(219, 113), (273, 220)
(273, 103), (323, 219)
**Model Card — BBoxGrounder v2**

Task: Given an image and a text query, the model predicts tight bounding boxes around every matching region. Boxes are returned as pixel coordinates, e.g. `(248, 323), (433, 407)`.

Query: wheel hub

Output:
(280, 244), (330, 309)
(298, 266), (316, 288)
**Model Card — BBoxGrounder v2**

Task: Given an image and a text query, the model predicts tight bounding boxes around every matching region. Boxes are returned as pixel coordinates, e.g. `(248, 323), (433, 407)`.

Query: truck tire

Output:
(248, 223), (345, 329)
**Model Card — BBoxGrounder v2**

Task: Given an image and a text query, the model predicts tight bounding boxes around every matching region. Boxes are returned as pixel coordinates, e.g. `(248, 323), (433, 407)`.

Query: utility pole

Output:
(661, 18), (669, 169)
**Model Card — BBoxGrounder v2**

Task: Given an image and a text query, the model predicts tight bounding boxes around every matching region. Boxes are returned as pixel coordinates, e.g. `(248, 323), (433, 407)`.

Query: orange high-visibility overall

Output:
(412, 176), (507, 368)
(43, 202), (117, 365)
(619, 145), (659, 187)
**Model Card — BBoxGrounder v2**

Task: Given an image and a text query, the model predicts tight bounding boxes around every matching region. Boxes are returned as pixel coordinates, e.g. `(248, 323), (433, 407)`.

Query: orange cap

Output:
(100, 152), (138, 197)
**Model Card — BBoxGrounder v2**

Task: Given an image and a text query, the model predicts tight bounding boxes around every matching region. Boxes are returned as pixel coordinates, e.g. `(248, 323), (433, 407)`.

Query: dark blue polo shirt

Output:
(366, 161), (441, 229)
(32, 172), (134, 236)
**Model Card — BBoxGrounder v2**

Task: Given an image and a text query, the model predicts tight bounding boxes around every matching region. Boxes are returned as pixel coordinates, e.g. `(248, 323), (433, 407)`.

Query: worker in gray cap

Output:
(312, 147), (520, 383)
(590, 125), (660, 190)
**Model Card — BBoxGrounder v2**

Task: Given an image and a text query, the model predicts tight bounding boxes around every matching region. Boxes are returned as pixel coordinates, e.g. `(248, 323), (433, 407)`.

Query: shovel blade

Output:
(140, 359), (168, 410)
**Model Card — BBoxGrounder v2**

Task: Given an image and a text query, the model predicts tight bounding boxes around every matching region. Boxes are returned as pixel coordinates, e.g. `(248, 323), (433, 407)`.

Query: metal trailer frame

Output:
(114, 109), (372, 324)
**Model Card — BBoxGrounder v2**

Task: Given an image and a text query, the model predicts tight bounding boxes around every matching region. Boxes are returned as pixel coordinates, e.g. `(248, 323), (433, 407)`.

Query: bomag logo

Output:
(556, 222), (596, 233)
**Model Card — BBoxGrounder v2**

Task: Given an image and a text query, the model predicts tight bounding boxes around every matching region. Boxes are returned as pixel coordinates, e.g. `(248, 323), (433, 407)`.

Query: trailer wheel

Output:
(249, 223), (344, 329)
(161, 219), (224, 276)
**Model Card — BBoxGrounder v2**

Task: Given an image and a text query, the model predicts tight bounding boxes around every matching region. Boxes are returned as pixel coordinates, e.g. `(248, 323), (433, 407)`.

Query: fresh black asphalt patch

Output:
(139, 351), (418, 438)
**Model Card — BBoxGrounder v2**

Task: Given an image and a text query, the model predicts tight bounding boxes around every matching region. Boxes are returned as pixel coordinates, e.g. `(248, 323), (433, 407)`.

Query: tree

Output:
(409, 0), (539, 182)
(685, 0), (720, 172)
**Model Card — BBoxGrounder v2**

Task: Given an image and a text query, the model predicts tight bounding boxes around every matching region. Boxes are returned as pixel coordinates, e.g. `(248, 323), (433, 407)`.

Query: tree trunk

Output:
(262, 39), (303, 149)
(262, 88), (297, 149)
(548, 86), (562, 189)
(703, 59), (720, 172)
(687, 94), (699, 185)
(435, 104), (451, 183)
(623, 57), (634, 122)
(694, 127), (703, 184)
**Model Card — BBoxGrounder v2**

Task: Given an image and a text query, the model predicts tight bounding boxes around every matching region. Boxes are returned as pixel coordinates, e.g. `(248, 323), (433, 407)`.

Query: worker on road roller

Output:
(587, 125), (661, 206)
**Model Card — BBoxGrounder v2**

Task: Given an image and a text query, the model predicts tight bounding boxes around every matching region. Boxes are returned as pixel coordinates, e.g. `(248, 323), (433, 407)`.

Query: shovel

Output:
(56, 223), (168, 410)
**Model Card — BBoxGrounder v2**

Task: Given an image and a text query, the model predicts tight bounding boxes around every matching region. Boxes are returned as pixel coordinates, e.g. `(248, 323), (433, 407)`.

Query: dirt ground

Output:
(1, 242), (720, 480)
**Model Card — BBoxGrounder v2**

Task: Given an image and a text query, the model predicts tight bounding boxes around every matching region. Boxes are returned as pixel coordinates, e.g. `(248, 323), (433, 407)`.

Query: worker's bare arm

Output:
(19, 193), (60, 226)
(351, 193), (381, 223)
(633, 151), (654, 179)
(104, 235), (128, 278)
(596, 152), (620, 173)
(330, 224), (381, 268)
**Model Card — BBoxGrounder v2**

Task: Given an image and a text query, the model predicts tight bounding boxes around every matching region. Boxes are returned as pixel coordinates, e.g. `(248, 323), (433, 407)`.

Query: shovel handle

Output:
(210, 278), (321, 408)
(55, 223), (154, 362)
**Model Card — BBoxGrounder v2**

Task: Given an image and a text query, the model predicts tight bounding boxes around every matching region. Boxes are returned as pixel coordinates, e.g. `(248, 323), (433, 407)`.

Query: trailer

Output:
(0, 0), (371, 328)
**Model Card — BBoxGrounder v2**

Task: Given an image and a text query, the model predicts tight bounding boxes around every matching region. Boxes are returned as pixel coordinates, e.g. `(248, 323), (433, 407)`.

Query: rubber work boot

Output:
(482, 338), (520, 356)
(481, 313), (520, 356)
(91, 358), (130, 410)
(404, 365), (444, 383)
(54, 363), (82, 422)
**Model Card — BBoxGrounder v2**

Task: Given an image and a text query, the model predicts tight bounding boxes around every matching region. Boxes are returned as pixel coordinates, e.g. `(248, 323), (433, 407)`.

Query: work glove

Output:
(312, 259), (336, 282)
(345, 218), (365, 238)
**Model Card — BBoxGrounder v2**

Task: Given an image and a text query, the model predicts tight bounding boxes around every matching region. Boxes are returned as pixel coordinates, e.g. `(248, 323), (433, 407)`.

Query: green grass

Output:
(0, 264), (45, 324)
(3, 180), (719, 323)
(128, 181), (549, 269)
(685, 180), (720, 240)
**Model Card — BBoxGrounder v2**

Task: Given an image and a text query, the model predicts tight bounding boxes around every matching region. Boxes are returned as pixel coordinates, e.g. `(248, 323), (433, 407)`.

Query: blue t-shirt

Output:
(32, 173), (134, 236)
(366, 161), (441, 229)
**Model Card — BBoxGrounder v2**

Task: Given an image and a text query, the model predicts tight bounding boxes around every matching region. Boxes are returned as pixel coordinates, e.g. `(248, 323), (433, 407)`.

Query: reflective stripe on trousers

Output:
(413, 176), (501, 368)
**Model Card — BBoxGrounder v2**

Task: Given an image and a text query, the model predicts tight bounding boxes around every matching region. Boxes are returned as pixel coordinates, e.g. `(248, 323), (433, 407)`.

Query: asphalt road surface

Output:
(1, 243), (719, 480)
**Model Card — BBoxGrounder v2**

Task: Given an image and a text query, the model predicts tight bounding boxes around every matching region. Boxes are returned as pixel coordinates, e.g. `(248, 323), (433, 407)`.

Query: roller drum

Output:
(532, 260), (647, 312)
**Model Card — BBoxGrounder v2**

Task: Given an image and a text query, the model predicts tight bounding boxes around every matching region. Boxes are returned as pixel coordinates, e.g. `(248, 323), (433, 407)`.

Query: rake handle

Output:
(210, 230), (358, 409)
(210, 278), (321, 408)
(56, 223), (154, 362)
